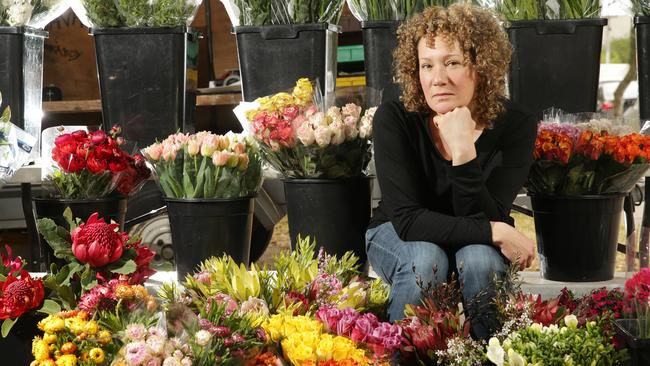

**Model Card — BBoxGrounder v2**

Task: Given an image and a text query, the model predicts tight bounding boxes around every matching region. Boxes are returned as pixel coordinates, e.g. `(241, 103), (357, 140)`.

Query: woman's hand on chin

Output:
(434, 106), (477, 165)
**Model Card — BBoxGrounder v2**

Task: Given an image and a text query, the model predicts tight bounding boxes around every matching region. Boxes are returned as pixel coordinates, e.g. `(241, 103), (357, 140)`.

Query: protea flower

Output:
(71, 213), (126, 268)
(0, 270), (44, 320)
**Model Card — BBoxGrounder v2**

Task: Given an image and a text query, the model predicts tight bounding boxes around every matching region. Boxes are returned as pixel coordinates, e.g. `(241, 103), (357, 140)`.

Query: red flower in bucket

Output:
(71, 212), (126, 268)
(0, 270), (44, 320)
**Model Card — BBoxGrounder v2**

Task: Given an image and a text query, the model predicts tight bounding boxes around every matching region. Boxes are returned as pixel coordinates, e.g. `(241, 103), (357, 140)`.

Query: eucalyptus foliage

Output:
(230, 0), (346, 26)
(346, 0), (477, 21)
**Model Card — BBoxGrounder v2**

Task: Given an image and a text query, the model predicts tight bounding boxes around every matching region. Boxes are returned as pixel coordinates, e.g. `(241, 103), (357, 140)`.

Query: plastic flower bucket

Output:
(530, 193), (625, 282)
(361, 20), (402, 103)
(635, 16), (650, 121)
(164, 197), (255, 280)
(614, 319), (650, 366)
(0, 313), (45, 365)
(283, 177), (372, 265)
(233, 23), (339, 102)
(507, 18), (607, 120)
(90, 26), (198, 149)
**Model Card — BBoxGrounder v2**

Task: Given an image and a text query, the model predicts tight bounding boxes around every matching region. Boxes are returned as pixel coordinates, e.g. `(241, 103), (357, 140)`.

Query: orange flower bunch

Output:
(533, 129), (573, 164)
(603, 133), (650, 165)
(574, 130), (607, 161)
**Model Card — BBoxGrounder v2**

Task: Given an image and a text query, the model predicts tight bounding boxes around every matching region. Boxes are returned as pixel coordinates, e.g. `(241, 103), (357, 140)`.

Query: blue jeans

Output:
(366, 221), (508, 339)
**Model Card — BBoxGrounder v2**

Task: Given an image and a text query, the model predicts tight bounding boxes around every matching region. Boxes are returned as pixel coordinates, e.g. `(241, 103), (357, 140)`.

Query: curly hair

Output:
(393, 4), (511, 128)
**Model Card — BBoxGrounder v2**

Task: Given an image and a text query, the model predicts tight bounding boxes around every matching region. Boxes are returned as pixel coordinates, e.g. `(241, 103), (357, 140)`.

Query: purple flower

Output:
(256, 328), (268, 342)
(538, 122), (582, 143)
(194, 271), (211, 284)
(315, 306), (342, 332)
(336, 308), (359, 336)
(350, 313), (378, 343)
(125, 341), (149, 365)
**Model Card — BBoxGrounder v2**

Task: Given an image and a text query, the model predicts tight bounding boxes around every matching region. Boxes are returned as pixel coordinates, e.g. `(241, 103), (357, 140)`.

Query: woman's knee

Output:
(397, 242), (449, 284)
(456, 244), (508, 282)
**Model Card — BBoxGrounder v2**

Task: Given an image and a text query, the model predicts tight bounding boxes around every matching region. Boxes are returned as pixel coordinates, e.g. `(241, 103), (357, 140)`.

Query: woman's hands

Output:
(490, 221), (536, 270)
(433, 106), (480, 165)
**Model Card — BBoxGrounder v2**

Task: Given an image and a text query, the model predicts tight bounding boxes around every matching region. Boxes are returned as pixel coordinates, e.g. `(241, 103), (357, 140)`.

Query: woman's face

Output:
(418, 36), (477, 115)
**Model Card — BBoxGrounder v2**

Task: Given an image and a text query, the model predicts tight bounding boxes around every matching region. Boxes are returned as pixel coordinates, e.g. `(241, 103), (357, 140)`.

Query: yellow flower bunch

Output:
(292, 78), (314, 107)
(282, 331), (369, 366)
(262, 314), (322, 342)
(32, 311), (112, 366)
(244, 78), (315, 122)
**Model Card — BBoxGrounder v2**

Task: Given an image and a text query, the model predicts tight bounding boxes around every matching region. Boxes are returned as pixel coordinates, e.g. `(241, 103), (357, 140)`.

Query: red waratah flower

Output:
(0, 270), (44, 320)
(71, 212), (126, 267)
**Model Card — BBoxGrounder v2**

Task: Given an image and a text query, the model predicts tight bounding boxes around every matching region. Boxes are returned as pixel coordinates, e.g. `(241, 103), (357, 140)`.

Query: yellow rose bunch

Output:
(262, 314), (322, 342)
(244, 78), (315, 122)
(32, 311), (113, 366)
(262, 314), (369, 366)
(282, 332), (369, 366)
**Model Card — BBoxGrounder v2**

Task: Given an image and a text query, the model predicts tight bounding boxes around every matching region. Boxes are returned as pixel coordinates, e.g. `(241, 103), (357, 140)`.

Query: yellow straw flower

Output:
(43, 333), (57, 345)
(55, 354), (77, 366)
(32, 338), (50, 361)
(83, 320), (99, 336)
(64, 318), (86, 335)
(97, 330), (112, 345)
(38, 316), (65, 333)
(89, 348), (105, 364)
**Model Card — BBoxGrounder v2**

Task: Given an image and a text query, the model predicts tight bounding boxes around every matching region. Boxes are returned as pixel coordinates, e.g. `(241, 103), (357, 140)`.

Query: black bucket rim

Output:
(635, 15), (650, 25)
(233, 22), (340, 35)
(0, 26), (48, 37)
(360, 20), (402, 29)
(32, 195), (127, 204)
(90, 26), (193, 35)
(282, 176), (374, 185)
(507, 18), (608, 29)
(163, 195), (256, 203)
(527, 193), (627, 200)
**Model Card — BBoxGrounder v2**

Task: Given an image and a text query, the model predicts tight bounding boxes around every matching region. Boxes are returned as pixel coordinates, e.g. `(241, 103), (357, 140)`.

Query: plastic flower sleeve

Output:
(28, 0), (70, 29)
(0, 119), (37, 189)
(346, 0), (398, 22)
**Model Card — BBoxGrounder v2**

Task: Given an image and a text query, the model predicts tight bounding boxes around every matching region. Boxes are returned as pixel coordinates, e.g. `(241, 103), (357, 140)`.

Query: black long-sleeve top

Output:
(368, 100), (538, 248)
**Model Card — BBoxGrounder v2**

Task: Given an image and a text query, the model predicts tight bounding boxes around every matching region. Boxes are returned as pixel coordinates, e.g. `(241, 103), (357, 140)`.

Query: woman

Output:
(366, 4), (537, 339)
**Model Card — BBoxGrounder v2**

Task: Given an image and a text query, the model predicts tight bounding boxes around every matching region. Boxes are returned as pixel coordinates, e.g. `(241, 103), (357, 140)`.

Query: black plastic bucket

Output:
(507, 19), (607, 120)
(614, 319), (650, 366)
(165, 197), (254, 280)
(284, 177), (372, 265)
(91, 27), (198, 148)
(0, 313), (44, 365)
(33, 196), (128, 267)
(234, 23), (339, 102)
(530, 194), (624, 282)
(0, 27), (47, 132)
(361, 21), (402, 103)
(636, 16), (650, 122)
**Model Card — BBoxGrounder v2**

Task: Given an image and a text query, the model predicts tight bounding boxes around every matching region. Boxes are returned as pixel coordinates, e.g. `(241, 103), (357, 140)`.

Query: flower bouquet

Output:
(235, 78), (376, 179)
(142, 131), (262, 199)
(44, 126), (151, 200)
(526, 115), (650, 195)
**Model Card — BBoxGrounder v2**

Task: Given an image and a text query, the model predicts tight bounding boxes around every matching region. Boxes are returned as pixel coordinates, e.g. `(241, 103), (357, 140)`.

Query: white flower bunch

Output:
(295, 103), (376, 147)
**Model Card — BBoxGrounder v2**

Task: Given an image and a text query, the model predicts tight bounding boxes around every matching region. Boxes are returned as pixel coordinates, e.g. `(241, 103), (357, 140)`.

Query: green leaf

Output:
(62, 262), (83, 286)
(0, 105), (11, 122)
(111, 260), (136, 275)
(38, 299), (61, 315)
(63, 207), (75, 230)
(0, 273), (5, 282)
(2, 318), (16, 337)
(36, 218), (74, 261)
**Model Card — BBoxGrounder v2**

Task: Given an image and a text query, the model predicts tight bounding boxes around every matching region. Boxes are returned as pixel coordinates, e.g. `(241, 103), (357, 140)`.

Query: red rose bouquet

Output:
(234, 78), (377, 179)
(527, 116), (650, 195)
(36, 209), (156, 311)
(46, 126), (151, 199)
